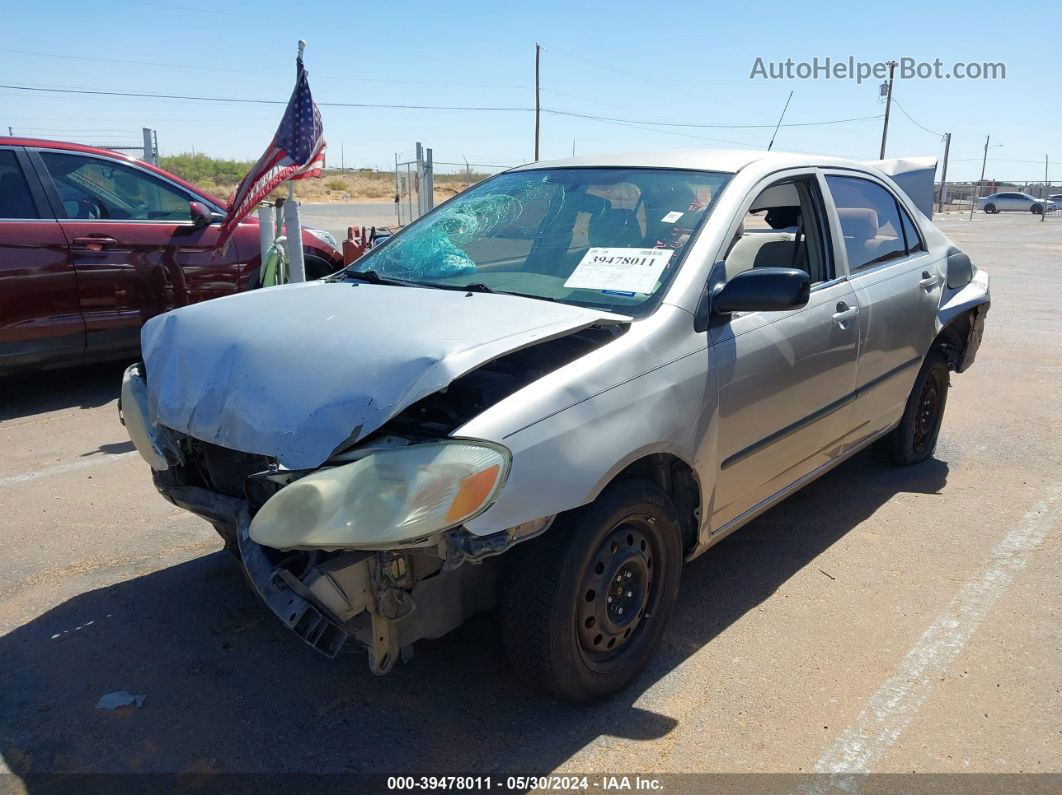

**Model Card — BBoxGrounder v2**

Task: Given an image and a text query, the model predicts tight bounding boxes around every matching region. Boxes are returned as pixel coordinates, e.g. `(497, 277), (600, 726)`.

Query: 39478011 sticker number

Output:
(563, 247), (674, 295)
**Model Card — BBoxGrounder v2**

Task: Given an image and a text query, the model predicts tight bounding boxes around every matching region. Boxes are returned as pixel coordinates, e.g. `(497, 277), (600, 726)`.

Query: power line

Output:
(545, 107), (884, 130)
(891, 98), (944, 138)
(0, 47), (528, 91)
(0, 82), (887, 131)
(0, 82), (531, 112)
(563, 114), (761, 149)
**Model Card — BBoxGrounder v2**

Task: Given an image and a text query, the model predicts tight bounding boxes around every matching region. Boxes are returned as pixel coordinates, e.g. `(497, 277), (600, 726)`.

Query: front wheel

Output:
(304, 252), (338, 280)
(872, 349), (950, 465)
(1031, 203), (1044, 215)
(500, 478), (683, 702)
(983, 203), (997, 214)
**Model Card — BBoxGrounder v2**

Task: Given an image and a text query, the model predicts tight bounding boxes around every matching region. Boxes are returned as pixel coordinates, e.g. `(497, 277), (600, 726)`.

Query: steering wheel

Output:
(75, 198), (104, 220)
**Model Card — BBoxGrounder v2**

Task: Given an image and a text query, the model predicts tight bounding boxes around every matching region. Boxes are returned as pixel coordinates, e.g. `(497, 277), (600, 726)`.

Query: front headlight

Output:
(248, 440), (510, 550)
(305, 227), (339, 251)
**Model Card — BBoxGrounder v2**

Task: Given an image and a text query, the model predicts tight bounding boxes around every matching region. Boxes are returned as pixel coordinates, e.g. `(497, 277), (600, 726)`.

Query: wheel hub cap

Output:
(914, 383), (939, 449)
(577, 523), (654, 658)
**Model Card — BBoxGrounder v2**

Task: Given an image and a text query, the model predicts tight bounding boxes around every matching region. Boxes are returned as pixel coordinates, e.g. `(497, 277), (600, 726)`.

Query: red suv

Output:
(0, 137), (343, 374)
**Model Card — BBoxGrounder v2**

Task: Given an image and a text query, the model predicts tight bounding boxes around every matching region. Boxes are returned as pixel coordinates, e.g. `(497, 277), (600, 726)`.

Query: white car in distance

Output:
(976, 191), (1056, 214)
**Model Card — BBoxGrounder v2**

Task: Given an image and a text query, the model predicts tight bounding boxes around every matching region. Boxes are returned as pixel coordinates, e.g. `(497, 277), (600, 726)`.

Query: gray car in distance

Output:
(976, 191), (1056, 213)
(122, 149), (990, 702)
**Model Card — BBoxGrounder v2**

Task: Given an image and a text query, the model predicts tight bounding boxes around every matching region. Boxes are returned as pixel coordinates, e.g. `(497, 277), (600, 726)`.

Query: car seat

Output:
(588, 208), (643, 248)
(836, 207), (880, 269)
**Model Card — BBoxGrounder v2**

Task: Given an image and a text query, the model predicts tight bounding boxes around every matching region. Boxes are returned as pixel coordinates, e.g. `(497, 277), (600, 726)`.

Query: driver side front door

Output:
(709, 170), (860, 531)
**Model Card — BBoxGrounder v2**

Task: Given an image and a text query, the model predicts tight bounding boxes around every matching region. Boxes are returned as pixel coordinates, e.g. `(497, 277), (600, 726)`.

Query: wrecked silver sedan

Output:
(121, 150), (989, 702)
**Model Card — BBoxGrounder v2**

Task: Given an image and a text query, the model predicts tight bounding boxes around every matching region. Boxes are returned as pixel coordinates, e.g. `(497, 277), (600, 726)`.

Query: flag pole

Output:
(285, 39), (308, 283)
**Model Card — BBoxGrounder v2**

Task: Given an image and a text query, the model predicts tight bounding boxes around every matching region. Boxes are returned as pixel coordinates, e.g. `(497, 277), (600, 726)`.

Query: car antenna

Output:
(767, 91), (794, 152)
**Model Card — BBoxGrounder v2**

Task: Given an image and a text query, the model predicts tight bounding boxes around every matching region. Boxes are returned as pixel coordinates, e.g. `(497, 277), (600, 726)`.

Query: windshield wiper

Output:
(337, 269), (409, 286)
(461, 283), (495, 294)
(503, 289), (557, 302)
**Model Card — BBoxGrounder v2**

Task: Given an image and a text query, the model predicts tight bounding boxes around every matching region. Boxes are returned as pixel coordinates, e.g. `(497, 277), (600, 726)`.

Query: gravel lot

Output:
(1, 213), (1059, 787)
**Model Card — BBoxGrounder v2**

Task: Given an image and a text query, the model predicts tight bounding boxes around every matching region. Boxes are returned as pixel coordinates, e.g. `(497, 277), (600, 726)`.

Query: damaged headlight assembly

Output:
(248, 440), (511, 550)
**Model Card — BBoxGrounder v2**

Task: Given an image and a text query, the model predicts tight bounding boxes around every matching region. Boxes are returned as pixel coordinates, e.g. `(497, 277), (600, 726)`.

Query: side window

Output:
(898, 205), (925, 254)
(40, 152), (192, 222)
(0, 150), (38, 219)
(825, 175), (907, 271)
(722, 177), (830, 285)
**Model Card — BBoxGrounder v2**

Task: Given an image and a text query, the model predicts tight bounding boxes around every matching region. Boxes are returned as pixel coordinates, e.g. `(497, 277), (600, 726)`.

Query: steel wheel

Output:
(872, 348), (950, 466)
(500, 478), (683, 702)
(576, 520), (660, 669)
(912, 376), (941, 456)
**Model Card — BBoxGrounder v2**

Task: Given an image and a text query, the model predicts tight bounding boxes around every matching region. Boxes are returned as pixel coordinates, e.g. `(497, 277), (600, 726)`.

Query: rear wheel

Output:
(872, 349), (950, 465)
(500, 478), (683, 702)
(983, 203), (997, 214)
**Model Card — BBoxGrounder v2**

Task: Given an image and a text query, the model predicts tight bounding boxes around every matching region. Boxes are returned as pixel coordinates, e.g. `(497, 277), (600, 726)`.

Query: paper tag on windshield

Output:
(564, 248), (673, 294)
(660, 210), (684, 223)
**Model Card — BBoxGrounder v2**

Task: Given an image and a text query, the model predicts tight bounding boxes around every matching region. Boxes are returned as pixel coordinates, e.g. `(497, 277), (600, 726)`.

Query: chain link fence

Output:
(6, 127), (158, 164)
(392, 142), (519, 226)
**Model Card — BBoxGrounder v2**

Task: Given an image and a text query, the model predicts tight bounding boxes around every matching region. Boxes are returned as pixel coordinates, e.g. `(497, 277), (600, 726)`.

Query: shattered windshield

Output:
(350, 167), (731, 315)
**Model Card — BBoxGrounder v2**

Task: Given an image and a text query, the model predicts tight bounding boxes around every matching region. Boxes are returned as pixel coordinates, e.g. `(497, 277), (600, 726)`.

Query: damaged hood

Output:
(141, 281), (623, 468)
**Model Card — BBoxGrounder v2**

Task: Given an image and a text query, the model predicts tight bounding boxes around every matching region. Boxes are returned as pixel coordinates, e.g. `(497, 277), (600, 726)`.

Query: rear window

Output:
(826, 175), (907, 271)
(0, 151), (38, 219)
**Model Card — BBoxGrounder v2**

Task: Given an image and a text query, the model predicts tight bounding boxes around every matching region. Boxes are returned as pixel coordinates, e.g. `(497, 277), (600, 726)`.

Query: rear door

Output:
(823, 172), (941, 447)
(999, 192), (1022, 211)
(31, 148), (243, 357)
(0, 146), (85, 369)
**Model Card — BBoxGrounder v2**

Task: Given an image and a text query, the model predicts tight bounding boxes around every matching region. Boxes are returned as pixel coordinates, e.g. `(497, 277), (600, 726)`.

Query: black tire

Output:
(1031, 203), (1044, 215)
(872, 349), (950, 465)
(304, 252), (337, 280)
(983, 203), (996, 214)
(499, 478), (683, 703)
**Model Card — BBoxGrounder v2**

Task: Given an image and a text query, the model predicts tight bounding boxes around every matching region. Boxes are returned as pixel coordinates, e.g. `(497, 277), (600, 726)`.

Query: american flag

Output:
(216, 56), (326, 250)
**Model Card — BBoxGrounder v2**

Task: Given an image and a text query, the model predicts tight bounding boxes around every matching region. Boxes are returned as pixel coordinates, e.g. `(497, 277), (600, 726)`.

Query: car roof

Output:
(508, 148), (872, 175)
(0, 136), (224, 206)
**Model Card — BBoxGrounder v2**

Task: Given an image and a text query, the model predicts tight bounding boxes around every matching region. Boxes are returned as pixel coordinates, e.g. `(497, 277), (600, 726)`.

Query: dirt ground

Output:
(0, 212), (1059, 791)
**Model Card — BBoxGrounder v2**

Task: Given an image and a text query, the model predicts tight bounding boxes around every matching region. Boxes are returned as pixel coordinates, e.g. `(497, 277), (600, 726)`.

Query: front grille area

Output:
(192, 439), (273, 498)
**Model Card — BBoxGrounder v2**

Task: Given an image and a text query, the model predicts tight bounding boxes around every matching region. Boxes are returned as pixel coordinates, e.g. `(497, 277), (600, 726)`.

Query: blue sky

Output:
(2, 0), (1059, 181)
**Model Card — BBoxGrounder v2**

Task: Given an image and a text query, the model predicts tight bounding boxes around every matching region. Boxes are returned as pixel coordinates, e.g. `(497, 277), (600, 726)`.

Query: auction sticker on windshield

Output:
(564, 248), (674, 294)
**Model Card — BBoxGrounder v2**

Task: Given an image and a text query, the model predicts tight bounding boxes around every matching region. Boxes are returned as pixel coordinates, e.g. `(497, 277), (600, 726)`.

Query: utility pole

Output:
(879, 60), (896, 159)
(7, 126), (12, 136)
(970, 134), (990, 222)
(534, 43), (541, 161)
(1043, 154), (1049, 223)
(341, 142), (345, 172)
(936, 132), (951, 213)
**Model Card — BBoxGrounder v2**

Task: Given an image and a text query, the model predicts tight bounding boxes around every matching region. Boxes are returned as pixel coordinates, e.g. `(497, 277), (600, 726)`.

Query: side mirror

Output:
(189, 201), (214, 229)
(712, 267), (810, 315)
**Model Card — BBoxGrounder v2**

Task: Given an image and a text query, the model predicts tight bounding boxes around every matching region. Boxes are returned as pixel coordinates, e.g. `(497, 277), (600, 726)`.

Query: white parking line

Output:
(0, 451), (138, 488)
(810, 484), (1061, 785)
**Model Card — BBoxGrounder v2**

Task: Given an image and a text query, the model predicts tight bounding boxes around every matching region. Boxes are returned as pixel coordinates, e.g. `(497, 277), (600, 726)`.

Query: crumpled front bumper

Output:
(235, 510), (349, 658)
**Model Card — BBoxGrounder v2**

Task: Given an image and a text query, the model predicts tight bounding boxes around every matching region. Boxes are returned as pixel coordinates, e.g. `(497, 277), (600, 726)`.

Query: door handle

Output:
(919, 271), (938, 289)
(72, 235), (118, 252)
(832, 302), (859, 326)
